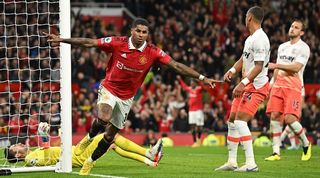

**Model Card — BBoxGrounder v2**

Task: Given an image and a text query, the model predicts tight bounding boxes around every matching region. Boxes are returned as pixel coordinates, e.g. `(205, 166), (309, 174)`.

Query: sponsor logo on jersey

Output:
(116, 61), (143, 73)
(279, 55), (295, 62)
(116, 61), (124, 69)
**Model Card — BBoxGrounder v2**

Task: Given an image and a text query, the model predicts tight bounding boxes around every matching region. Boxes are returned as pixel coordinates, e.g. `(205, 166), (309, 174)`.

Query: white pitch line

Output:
(71, 172), (127, 178)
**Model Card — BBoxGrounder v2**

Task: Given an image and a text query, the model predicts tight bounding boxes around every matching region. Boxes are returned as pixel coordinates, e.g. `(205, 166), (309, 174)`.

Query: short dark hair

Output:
(4, 147), (19, 163)
(292, 18), (306, 31)
(131, 18), (150, 29)
(247, 6), (264, 23)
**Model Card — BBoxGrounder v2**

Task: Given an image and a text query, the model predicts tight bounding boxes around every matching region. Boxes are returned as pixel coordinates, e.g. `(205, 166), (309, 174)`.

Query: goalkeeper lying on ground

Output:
(4, 122), (163, 167)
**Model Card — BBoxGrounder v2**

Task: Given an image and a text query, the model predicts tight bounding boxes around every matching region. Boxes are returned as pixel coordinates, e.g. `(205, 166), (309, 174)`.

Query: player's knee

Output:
(103, 134), (115, 143)
(270, 112), (281, 121)
(236, 112), (252, 122)
(98, 111), (112, 123)
(109, 144), (116, 150)
(284, 114), (297, 124)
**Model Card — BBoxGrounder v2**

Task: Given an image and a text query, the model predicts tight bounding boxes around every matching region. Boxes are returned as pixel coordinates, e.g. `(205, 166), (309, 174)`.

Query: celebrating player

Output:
(215, 6), (270, 172)
(177, 75), (205, 147)
(45, 18), (218, 175)
(265, 19), (311, 161)
(4, 122), (163, 168)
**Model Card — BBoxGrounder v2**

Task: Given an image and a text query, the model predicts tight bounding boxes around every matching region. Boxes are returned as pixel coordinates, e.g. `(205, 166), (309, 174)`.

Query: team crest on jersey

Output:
(138, 56), (147, 65)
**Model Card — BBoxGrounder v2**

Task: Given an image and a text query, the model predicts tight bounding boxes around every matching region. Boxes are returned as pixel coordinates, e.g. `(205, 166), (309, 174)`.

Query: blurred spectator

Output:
(8, 116), (22, 135)
(213, 119), (227, 132)
(143, 130), (157, 146)
(172, 109), (189, 132)
(0, 118), (8, 134)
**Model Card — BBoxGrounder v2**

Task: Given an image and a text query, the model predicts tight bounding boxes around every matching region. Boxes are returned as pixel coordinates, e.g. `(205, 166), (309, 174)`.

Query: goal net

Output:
(0, 0), (71, 174)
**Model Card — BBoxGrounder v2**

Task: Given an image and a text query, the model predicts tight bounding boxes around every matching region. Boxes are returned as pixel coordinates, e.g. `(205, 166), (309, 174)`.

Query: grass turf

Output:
(1, 146), (319, 178)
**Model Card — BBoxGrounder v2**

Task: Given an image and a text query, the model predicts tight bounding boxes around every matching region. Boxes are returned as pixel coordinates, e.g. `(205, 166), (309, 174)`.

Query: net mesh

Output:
(0, 0), (61, 168)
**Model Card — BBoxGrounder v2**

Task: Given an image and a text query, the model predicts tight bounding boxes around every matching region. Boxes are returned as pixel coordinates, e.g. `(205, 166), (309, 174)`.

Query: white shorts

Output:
(97, 85), (133, 129)
(188, 110), (204, 126)
(301, 86), (305, 97)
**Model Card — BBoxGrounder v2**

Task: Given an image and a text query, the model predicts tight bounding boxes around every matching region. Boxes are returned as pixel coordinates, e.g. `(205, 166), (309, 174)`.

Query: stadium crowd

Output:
(0, 0), (319, 144)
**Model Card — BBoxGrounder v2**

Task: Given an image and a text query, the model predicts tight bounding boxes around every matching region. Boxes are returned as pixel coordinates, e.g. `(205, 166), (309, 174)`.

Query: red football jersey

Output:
(97, 36), (171, 99)
(178, 79), (204, 111)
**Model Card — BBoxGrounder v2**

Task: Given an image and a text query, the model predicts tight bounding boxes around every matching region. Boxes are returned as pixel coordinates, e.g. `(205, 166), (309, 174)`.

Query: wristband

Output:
(229, 67), (236, 74)
(199, 75), (205, 81)
(241, 77), (250, 86)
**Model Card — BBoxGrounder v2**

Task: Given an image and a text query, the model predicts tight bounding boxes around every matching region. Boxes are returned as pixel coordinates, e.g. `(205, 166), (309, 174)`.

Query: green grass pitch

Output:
(1, 146), (320, 178)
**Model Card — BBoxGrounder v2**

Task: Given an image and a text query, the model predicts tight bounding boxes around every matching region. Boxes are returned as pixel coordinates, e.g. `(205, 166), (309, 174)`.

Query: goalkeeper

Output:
(4, 122), (163, 168)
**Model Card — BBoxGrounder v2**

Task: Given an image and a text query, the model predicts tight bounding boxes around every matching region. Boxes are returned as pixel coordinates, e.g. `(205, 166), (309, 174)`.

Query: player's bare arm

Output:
(167, 59), (218, 88)
(268, 62), (303, 73)
(43, 32), (98, 47)
(269, 69), (279, 89)
(233, 61), (263, 98)
(224, 56), (243, 82)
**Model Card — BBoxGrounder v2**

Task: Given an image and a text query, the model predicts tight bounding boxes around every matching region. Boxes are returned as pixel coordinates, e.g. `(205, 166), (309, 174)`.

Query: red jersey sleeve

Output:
(178, 78), (191, 92)
(97, 36), (115, 53)
(155, 48), (171, 65)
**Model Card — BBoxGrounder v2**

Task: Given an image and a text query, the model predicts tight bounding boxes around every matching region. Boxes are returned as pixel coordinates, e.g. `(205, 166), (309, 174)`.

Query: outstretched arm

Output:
(43, 32), (98, 48)
(176, 75), (190, 92)
(167, 59), (218, 88)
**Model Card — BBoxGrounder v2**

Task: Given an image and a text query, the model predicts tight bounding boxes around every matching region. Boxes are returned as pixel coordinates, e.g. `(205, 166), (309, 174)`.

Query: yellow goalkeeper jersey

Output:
(25, 134), (104, 167)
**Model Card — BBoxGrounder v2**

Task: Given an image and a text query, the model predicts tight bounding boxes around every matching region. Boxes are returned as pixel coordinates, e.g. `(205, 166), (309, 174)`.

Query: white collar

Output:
(251, 28), (262, 36)
(128, 36), (147, 52)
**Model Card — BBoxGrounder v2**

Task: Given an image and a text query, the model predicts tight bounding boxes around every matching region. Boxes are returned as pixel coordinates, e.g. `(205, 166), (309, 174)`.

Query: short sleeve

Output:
(97, 36), (114, 53)
(155, 48), (171, 65)
(253, 38), (269, 61)
(295, 44), (310, 65)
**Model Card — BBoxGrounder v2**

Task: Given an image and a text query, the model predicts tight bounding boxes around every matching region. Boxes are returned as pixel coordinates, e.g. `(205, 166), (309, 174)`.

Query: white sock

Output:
(234, 120), (255, 166)
(289, 121), (309, 147)
(144, 158), (155, 166)
(227, 122), (239, 165)
(288, 133), (297, 147)
(271, 120), (282, 155)
(145, 149), (152, 159)
(280, 125), (290, 142)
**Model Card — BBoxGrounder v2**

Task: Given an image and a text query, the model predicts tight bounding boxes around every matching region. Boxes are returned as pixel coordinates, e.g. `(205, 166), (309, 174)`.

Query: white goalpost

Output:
(57, 0), (72, 173)
(0, 0), (71, 174)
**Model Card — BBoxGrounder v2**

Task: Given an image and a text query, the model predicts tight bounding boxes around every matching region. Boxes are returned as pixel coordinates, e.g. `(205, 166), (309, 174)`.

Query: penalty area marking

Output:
(71, 172), (127, 178)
